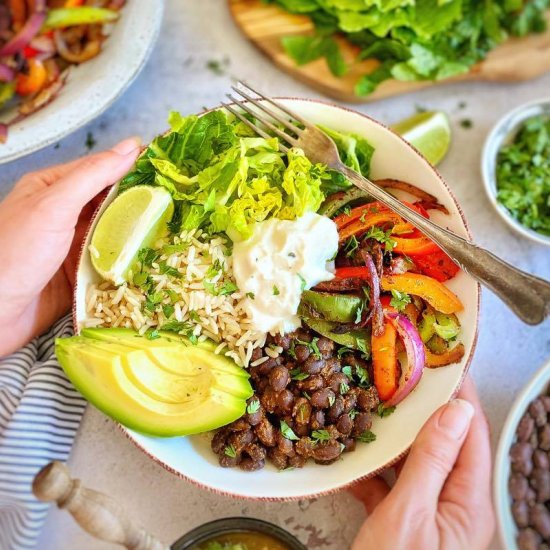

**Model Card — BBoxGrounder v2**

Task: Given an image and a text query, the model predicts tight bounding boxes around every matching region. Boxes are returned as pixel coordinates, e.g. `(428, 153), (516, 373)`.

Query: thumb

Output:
(391, 398), (475, 510)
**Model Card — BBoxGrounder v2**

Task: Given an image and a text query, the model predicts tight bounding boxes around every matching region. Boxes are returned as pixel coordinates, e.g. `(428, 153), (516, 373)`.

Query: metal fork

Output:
(222, 81), (550, 326)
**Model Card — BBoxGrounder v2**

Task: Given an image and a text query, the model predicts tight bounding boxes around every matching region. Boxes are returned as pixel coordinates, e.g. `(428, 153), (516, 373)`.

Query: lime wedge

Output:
(90, 186), (174, 285)
(392, 111), (451, 166)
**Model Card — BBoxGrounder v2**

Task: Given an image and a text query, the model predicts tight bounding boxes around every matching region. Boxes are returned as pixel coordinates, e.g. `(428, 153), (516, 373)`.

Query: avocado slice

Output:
(56, 329), (253, 437)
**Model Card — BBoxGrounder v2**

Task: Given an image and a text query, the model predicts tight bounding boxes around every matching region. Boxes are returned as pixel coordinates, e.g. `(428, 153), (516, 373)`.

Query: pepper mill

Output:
(32, 461), (169, 550)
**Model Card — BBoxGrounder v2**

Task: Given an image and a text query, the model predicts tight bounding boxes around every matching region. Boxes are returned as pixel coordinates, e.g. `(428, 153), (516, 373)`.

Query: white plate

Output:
(0, 0), (163, 165)
(74, 99), (480, 500)
(494, 358), (550, 549)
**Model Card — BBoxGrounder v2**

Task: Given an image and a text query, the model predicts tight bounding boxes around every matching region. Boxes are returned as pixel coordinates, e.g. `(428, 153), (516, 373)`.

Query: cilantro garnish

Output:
(247, 399), (261, 414)
(344, 235), (359, 257)
(377, 403), (396, 418)
(273, 285), (280, 296)
(312, 430), (331, 443)
(297, 273), (307, 292)
(390, 289), (411, 312)
(280, 420), (299, 441)
(356, 430), (377, 443)
(224, 444), (237, 458)
(246, 292), (255, 299)
(364, 226), (397, 252)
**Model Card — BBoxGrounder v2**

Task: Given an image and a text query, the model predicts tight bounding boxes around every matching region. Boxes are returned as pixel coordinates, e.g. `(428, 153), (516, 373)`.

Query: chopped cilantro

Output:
(273, 285), (280, 296)
(377, 403), (396, 417)
(328, 394), (336, 407)
(162, 242), (188, 255)
(337, 346), (354, 358)
(159, 261), (181, 278)
(165, 289), (180, 304)
(356, 430), (377, 443)
(246, 399), (261, 414)
(162, 304), (175, 318)
(280, 420), (299, 441)
(311, 429), (331, 443)
(246, 292), (255, 299)
(340, 382), (350, 395)
(297, 273), (307, 292)
(349, 409), (359, 420)
(219, 281), (238, 296)
(145, 329), (160, 340)
(296, 337), (321, 359)
(390, 289), (411, 311)
(344, 235), (359, 257)
(137, 247), (159, 268)
(161, 320), (191, 333)
(189, 310), (201, 323)
(342, 365), (353, 378)
(364, 226), (396, 252)
(224, 444), (237, 458)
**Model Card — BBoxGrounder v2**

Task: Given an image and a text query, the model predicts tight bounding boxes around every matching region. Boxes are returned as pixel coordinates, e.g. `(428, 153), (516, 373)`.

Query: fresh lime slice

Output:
(392, 111), (451, 166)
(90, 186), (174, 285)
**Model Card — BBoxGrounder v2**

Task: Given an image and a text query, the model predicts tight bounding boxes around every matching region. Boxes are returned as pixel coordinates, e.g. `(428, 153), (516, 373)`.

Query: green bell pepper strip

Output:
(44, 7), (119, 30)
(319, 188), (371, 218)
(303, 317), (371, 355)
(433, 312), (460, 341)
(0, 82), (15, 108)
(300, 290), (362, 324)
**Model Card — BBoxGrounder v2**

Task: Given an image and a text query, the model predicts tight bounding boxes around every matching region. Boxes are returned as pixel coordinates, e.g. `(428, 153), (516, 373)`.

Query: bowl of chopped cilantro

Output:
(482, 99), (550, 246)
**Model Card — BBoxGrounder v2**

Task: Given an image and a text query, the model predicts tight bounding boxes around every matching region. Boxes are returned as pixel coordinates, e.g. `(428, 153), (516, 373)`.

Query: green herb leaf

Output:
(342, 365), (353, 378)
(297, 273), (307, 292)
(273, 285), (280, 296)
(311, 429), (331, 443)
(340, 382), (350, 395)
(246, 292), (255, 299)
(344, 235), (359, 257)
(356, 430), (377, 444)
(246, 399), (261, 414)
(390, 289), (411, 312)
(280, 420), (299, 441)
(377, 404), (396, 418)
(145, 329), (160, 340)
(224, 444), (237, 458)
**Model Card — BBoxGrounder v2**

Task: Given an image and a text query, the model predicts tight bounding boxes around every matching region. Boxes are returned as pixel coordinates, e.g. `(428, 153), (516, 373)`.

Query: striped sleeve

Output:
(0, 315), (85, 550)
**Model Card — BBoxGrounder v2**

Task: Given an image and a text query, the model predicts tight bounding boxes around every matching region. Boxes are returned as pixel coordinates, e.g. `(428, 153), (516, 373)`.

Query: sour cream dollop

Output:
(232, 212), (339, 334)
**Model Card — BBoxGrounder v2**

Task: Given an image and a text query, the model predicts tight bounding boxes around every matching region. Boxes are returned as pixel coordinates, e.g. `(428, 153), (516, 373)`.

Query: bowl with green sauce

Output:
(171, 517), (306, 550)
(482, 99), (550, 246)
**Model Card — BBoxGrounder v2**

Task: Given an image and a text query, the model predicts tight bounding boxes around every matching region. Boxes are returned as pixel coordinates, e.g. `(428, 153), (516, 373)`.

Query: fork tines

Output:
(220, 81), (307, 152)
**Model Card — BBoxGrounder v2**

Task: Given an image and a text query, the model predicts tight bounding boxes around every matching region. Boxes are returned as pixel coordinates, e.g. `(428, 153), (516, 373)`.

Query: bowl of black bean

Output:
(494, 359), (550, 550)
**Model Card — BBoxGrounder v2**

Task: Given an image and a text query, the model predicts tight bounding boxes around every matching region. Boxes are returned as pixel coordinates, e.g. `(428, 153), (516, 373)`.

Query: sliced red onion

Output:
(360, 249), (383, 336)
(383, 312), (425, 407)
(0, 12), (46, 57)
(0, 63), (14, 82)
(0, 123), (8, 144)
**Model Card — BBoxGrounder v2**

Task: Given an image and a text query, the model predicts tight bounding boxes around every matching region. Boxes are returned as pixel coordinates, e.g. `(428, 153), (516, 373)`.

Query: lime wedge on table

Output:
(392, 111), (451, 166)
(90, 186), (174, 285)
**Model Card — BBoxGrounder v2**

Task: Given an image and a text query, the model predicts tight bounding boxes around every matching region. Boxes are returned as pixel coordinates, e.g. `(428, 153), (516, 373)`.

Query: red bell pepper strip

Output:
(381, 273), (463, 314)
(372, 319), (398, 401)
(411, 250), (460, 282)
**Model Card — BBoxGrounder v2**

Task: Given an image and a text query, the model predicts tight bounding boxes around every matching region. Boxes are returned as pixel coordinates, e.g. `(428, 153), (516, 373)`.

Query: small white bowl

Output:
(494, 358), (550, 549)
(74, 99), (480, 500)
(481, 98), (550, 247)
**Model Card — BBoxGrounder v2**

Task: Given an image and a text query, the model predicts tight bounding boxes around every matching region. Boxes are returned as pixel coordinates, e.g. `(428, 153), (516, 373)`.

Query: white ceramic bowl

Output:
(74, 99), (480, 500)
(481, 98), (550, 247)
(0, 0), (163, 165)
(494, 358), (550, 549)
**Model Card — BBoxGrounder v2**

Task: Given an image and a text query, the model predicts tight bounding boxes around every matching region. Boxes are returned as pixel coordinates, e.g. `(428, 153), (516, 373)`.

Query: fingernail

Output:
(438, 399), (475, 440)
(111, 137), (141, 155)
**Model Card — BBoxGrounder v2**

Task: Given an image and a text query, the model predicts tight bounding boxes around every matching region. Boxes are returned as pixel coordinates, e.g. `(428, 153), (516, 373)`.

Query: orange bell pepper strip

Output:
(381, 273), (463, 314)
(372, 319), (398, 401)
(392, 235), (440, 256)
(65, 0), (85, 5)
(339, 211), (412, 242)
(16, 59), (47, 96)
(425, 343), (465, 368)
(334, 201), (388, 229)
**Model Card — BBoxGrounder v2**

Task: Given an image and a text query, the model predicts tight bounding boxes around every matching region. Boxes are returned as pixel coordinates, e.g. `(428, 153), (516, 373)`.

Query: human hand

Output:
(350, 376), (494, 550)
(0, 138), (140, 356)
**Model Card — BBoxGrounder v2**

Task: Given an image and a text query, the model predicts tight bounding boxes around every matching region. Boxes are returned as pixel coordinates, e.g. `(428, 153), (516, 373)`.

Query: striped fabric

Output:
(0, 315), (85, 550)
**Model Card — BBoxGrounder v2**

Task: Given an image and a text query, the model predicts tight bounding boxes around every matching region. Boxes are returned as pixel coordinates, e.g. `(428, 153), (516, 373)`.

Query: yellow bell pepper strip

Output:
(16, 58), (47, 96)
(339, 211), (412, 243)
(425, 343), (465, 368)
(44, 7), (119, 30)
(372, 319), (398, 402)
(381, 273), (463, 314)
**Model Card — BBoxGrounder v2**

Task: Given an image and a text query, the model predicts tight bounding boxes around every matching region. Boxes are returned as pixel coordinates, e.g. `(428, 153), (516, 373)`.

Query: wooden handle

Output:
(32, 462), (169, 550)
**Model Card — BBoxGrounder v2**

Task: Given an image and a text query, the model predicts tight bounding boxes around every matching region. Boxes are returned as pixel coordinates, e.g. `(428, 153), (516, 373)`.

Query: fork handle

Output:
(339, 165), (550, 325)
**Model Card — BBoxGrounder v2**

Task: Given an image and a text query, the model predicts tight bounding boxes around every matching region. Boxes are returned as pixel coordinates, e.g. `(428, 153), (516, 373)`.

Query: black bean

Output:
(228, 430), (254, 452)
(239, 458), (265, 471)
(219, 454), (239, 468)
(293, 397), (312, 425)
(510, 442), (534, 476)
(294, 344), (310, 363)
(539, 424), (550, 451)
(337, 414), (353, 435)
(294, 423), (310, 437)
(533, 449), (549, 470)
(530, 504), (550, 538)
(357, 387), (380, 412)
(277, 432), (296, 457)
(327, 396), (345, 423)
(288, 454), (307, 468)
(269, 365), (290, 392)
(268, 447), (289, 470)
(352, 413), (372, 437)
(530, 468), (550, 502)
(517, 528), (542, 550)
(341, 437), (356, 453)
(255, 417), (277, 447)
(247, 409), (263, 427)
(317, 337), (335, 358)
(303, 356), (325, 374)
(321, 357), (341, 378)
(298, 374), (324, 392)
(242, 443), (266, 462)
(255, 356), (282, 375)
(276, 389), (295, 414)
(530, 398), (547, 427)
(342, 392), (358, 414)
(295, 437), (315, 458)
(312, 440), (343, 462)
(211, 429), (229, 454)
(310, 410), (325, 430)
(228, 418), (251, 432)
(273, 333), (291, 351)
(311, 388), (336, 409)
(512, 501), (530, 529)
(509, 473), (529, 500)
(517, 415), (535, 442)
(260, 387), (279, 414)
(251, 347), (263, 363)
(328, 373), (349, 394)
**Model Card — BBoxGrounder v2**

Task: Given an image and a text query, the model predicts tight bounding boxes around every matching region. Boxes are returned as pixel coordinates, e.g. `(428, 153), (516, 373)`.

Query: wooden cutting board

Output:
(229, 0), (550, 103)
